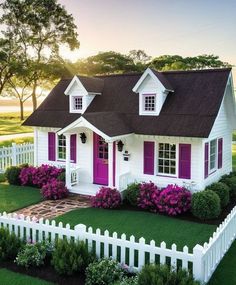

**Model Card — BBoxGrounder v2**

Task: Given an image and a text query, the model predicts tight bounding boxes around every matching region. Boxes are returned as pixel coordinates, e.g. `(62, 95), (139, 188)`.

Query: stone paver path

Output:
(14, 194), (91, 220)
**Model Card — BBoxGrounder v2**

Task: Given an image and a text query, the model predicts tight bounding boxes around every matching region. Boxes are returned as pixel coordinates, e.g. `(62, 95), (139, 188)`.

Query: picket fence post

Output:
(12, 143), (17, 166)
(192, 244), (205, 282)
(74, 224), (87, 241)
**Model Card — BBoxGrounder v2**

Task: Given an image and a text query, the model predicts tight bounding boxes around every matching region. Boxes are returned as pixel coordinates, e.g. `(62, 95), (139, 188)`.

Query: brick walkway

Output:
(14, 194), (91, 220)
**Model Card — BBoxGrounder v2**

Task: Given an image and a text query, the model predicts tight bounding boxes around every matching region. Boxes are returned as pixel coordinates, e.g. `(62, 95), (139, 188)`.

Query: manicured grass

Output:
(0, 184), (42, 212)
(208, 240), (236, 285)
(0, 112), (32, 136)
(232, 144), (236, 171)
(0, 268), (54, 285)
(0, 137), (34, 147)
(55, 208), (216, 250)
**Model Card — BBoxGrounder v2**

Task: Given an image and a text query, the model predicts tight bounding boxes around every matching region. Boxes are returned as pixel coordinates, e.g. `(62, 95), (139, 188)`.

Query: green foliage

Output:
(85, 258), (124, 285)
(124, 182), (140, 206)
(15, 243), (47, 268)
(220, 175), (236, 201)
(150, 54), (230, 71)
(52, 239), (94, 275)
(57, 171), (65, 182)
(206, 182), (230, 208)
(138, 264), (200, 285)
(114, 276), (139, 285)
(0, 228), (23, 261)
(191, 190), (221, 220)
(5, 166), (21, 185)
(0, 173), (6, 183)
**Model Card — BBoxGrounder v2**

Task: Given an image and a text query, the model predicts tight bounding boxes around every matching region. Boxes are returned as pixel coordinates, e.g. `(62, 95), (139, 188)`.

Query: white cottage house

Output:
(23, 68), (236, 195)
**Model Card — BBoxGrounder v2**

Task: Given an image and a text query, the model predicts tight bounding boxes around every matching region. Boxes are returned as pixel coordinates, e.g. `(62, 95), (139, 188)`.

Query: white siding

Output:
(117, 134), (204, 191)
(203, 78), (235, 187)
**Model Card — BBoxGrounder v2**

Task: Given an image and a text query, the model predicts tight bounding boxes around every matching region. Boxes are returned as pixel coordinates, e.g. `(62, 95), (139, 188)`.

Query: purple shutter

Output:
(143, 141), (155, 175)
(179, 144), (191, 179)
(204, 142), (209, 178)
(70, 134), (77, 163)
(48, 132), (56, 161)
(218, 138), (223, 169)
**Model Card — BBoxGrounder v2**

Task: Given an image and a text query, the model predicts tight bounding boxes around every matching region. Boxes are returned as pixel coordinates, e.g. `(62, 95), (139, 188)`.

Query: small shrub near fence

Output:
(0, 205), (236, 283)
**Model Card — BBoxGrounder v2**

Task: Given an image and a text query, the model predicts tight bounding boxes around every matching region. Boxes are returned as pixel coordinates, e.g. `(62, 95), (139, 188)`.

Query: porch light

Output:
(117, 140), (124, 152)
(80, 132), (87, 144)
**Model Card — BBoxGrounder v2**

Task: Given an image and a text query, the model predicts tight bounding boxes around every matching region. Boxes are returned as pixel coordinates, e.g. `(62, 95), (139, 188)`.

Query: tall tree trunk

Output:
(31, 81), (37, 111)
(19, 100), (24, 121)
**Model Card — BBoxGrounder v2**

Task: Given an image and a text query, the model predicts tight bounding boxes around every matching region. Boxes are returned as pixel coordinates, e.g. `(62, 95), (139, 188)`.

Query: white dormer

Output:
(64, 75), (103, 114)
(132, 68), (174, 116)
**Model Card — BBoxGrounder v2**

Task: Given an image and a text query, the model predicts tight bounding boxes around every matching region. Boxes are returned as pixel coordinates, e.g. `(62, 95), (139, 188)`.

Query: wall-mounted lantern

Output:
(80, 132), (87, 144)
(117, 140), (124, 152)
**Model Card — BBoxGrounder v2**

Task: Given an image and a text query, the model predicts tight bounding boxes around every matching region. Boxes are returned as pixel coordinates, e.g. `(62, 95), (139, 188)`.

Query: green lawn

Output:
(232, 144), (236, 170)
(0, 268), (53, 285)
(0, 137), (34, 147)
(55, 207), (216, 250)
(0, 112), (32, 136)
(0, 184), (42, 212)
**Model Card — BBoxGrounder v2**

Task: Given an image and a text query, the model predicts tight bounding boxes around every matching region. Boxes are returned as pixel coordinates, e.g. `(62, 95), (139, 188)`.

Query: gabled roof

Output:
(77, 76), (104, 93)
(23, 68), (232, 138)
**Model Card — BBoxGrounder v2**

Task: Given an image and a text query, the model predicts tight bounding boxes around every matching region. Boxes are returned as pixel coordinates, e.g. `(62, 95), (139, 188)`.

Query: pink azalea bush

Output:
(41, 180), (69, 200)
(137, 182), (160, 212)
(156, 184), (191, 215)
(91, 187), (121, 209)
(137, 182), (192, 216)
(19, 165), (64, 188)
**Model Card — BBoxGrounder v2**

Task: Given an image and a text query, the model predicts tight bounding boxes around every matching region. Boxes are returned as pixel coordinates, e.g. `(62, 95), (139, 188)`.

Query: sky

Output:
(58, 0), (236, 67)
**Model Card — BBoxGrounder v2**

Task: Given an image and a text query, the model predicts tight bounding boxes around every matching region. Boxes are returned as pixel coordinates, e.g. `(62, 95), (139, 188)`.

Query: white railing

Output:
(0, 204), (236, 283)
(71, 166), (80, 186)
(0, 143), (34, 172)
(119, 172), (132, 191)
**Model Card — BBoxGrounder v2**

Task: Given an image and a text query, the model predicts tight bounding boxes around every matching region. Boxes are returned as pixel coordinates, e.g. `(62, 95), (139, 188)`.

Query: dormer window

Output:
(73, 96), (83, 110)
(143, 94), (156, 112)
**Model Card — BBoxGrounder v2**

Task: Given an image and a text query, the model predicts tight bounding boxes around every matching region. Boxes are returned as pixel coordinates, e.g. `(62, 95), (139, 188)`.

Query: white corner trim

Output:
(64, 75), (87, 95)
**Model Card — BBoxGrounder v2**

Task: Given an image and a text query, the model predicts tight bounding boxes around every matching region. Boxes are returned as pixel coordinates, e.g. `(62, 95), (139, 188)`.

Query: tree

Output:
(0, 0), (80, 110)
(74, 51), (137, 76)
(150, 54), (231, 71)
(0, 37), (22, 95)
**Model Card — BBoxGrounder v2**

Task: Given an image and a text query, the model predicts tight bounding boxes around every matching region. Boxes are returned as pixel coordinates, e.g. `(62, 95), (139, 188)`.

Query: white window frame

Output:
(209, 138), (217, 174)
(157, 142), (178, 177)
(57, 134), (66, 161)
(139, 93), (158, 116)
(73, 96), (83, 110)
(143, 94), (156, 112)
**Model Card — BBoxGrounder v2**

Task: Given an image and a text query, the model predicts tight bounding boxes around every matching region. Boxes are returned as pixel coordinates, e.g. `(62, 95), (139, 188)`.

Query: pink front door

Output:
(93, 133), (108, 185)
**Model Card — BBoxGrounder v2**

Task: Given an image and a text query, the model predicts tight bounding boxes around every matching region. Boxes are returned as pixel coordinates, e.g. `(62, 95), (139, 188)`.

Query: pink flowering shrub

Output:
(91, 187), (121, 209)
(41, 180), (69, 200)
(19, 165), (64, 188)
(137, 182), (160, 212)
(157, 184), (192, 216)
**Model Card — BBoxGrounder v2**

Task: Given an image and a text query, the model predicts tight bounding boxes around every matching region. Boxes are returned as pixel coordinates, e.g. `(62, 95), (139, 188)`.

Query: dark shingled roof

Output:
(23, 68), (231, 138)
(77, 76), (104, 93)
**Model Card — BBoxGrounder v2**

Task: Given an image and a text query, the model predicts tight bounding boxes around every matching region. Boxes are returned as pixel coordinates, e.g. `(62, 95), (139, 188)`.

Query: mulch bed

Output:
(120, 201), (236, 226)
(0, 260), (86, 285)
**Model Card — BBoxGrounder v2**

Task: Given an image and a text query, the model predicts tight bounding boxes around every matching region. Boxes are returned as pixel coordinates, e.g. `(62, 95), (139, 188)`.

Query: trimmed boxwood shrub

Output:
(191, 190), (221, 220)
(206, 182), (230, 208)
(220, 176), (236, 201)
(5, 166), (21, 185)
(0, 173), (6, 183)
(0, 228), (23, 261)
(52, 239), (95, 275)
(138, 264), (200, 285)
(124, 182), (140, 206)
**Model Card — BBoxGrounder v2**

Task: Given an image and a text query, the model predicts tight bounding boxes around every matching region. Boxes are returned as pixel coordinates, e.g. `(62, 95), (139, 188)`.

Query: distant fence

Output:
(0, 143), (34, 172)
(1, 205), (236, 283)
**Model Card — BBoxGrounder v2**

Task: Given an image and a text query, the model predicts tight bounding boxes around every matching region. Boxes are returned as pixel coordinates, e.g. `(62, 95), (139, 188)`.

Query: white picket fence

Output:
(1, 206), (236, 283)
(0, 143), (34, 172)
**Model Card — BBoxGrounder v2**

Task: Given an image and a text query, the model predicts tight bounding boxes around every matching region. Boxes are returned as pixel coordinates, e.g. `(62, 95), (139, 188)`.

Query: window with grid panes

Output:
(158, 143), (176, 175)
(209, 139), (217, 171)
(143, 94), (156, 111)
(58, 134), (66, 160)
(73, 96), (83, 110)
